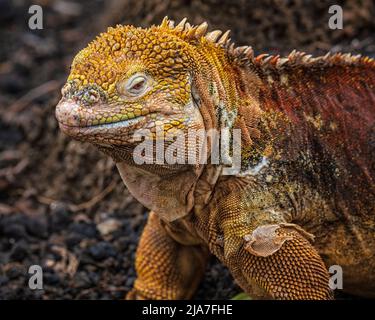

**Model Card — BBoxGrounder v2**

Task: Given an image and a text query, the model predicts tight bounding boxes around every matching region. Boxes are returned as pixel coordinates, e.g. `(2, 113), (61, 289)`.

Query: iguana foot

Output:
(127, 212), (209, 300)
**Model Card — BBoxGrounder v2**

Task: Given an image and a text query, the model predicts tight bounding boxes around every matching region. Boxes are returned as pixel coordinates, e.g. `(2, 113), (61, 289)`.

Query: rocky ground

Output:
(0, 0), (374, 299)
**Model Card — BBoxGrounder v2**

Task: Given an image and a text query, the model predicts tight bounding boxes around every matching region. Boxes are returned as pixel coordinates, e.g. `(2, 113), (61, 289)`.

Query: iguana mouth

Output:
(59, 114), (148, 129)
(57, 113), (154, 143)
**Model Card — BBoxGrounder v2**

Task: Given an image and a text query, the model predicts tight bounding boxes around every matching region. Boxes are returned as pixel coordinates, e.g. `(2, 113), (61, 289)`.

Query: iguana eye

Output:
(118, 73), (149, 97)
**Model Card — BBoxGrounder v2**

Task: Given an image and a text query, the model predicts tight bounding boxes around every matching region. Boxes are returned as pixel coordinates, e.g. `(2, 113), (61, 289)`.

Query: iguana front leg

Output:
(213, 221), (333, 299)
(208, 190), (334, 300)
(238, 223), (333, 299)
(127, 212), (209, 300)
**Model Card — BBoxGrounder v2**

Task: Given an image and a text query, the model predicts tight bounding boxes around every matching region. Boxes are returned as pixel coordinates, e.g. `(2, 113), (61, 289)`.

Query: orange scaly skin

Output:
(55, 17), (375, 299)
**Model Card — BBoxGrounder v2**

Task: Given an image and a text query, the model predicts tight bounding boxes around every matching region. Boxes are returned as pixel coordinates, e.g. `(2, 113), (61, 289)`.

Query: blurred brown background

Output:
(0, 0), (374, 299)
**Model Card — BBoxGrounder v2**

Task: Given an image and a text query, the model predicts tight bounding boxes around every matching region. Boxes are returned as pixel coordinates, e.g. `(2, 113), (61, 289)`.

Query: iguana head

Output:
(56, 17), (238, 165)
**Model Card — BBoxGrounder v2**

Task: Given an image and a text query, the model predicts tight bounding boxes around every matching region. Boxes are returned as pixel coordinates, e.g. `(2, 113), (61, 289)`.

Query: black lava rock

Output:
(48, 204), (71, 232)
(88, 242), (116, 261)
(0, 275), (9, 286)
(25, 217), (48, 238)
(1, 223), (27, 240)
(9, 240), (29, 261)
(44, 272), (60, 286)
(69, 222), (98, 239)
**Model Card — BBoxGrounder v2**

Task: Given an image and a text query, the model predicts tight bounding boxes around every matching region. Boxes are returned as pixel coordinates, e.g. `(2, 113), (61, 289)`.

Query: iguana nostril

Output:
(81, 88), (101, 105)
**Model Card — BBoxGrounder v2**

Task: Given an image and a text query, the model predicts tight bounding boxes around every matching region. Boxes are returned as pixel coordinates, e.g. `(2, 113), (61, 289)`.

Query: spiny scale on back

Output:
(69, 16), (375, 100)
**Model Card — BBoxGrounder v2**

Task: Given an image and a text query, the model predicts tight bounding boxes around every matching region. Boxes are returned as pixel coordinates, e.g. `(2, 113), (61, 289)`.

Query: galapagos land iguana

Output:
(55, 17), (375, 299)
